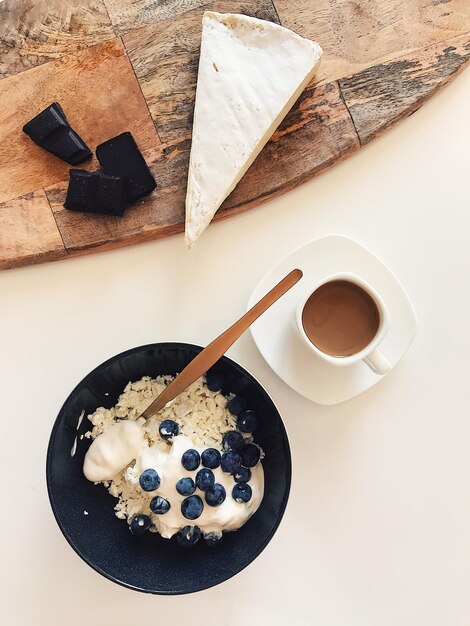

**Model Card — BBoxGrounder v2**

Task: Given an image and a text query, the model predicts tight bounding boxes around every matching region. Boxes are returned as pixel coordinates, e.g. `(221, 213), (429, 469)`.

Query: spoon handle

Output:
(142, 268), (303, 418)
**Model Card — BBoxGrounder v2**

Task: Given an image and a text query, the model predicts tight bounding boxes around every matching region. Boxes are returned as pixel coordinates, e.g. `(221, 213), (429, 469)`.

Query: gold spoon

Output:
(141, 268), (303, 419)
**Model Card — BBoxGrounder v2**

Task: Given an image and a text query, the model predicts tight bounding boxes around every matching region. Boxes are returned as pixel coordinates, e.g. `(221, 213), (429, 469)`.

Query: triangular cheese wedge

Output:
(185, 11), (323, 247)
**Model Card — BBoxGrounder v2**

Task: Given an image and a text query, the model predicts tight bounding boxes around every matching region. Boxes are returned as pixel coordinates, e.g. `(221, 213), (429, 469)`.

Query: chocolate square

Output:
(94, 174), (127, 216)
(22, 102), (68, 145)
(96, 132), (156, 202)
(64, 170), (127, 217)
(22, 102), (92, 165)
(44, 128), (92, 166)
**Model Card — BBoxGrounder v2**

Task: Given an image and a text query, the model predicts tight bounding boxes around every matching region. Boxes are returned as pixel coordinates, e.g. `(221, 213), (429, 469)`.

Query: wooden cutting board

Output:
(1, 0), (469, 270)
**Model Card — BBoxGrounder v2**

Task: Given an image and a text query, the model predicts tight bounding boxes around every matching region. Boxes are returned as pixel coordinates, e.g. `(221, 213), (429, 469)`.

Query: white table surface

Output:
(2, 71), (469, 626)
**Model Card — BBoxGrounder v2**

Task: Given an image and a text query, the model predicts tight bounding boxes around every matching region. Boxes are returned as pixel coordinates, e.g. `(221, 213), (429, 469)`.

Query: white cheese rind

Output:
(185, 11), (323, 247)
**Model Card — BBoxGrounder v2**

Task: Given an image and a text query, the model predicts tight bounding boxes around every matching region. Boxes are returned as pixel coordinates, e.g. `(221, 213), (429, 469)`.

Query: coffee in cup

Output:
(301, 279), (380, 357)
(295, 273), (391, 375)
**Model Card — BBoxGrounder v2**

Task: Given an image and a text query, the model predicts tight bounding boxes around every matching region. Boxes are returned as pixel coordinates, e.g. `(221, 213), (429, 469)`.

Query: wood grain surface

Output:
(102, 0), (210, 35)
(0, 38), (160, 204)
(340, 33), (470, 143)
(0, 0), (115, 79)
(275, 0), (470, 86)
(0, 191), (65, 269)
(0, 0), (469, 270)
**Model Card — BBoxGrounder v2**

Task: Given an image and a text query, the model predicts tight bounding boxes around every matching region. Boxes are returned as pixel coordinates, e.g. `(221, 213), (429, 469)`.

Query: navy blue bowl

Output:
(46, 343), (291, 594)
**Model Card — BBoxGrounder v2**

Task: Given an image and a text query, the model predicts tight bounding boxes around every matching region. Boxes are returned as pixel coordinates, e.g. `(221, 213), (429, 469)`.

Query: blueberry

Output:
(240, 444), (261, 467)
(201, 448), (221, 469)
(195, 468), (215, 491)
(181, 495), (204, 520)
(139, 468), (160, 492)
(205, 483), (226, 507)
(181, 449), (200, 471)
(227, 395), (247, 416)
(159, 419), (179, 440)
(222, 430), (245, 452)
(234, 466), (251, 483)
(236, 410), (258, 433)
(206, 372), (223, 392)
(232, 483), (252, 503)
(221, 451), (242, 474)
(204, 531), (223, 547)
(129, 514), (152, 536)
(150, 496), (171, 515)
(176, 477), (195, 496)
(176, 525), (201, 548)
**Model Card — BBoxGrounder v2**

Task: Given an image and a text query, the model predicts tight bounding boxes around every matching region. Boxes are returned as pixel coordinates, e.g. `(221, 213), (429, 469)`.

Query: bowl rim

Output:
(46, 342), (292, 594)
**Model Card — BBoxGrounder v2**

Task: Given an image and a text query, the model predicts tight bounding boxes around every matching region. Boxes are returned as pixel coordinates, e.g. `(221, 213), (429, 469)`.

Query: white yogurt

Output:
(83, 420), (146, 482)
(83, 427), (264, 538)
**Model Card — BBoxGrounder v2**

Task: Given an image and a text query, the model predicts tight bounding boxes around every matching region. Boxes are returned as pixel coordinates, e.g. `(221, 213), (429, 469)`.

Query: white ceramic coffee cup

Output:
(294, 272), (391, 375)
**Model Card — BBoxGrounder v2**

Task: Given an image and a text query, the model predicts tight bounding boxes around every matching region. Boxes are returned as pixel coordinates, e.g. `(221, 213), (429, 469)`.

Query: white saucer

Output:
(248, 235), (418, 405)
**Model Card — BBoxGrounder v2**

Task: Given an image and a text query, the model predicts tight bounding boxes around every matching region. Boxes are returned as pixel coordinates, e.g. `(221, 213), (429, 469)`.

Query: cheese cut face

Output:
(185, 11), (323, 247)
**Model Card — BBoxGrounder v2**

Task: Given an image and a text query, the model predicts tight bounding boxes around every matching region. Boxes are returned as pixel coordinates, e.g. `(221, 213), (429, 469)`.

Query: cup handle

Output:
(363, 349), (391, 376)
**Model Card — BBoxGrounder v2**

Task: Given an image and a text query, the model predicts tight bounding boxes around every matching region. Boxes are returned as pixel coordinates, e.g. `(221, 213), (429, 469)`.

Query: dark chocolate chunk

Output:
(64, 170), (127, 217)
(64, 170), (96, 213)
(22, 102), (68, 144)
(22, 102), (92, 165)
(96, 132), (156, 202)
(43, 128), (92, 166)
